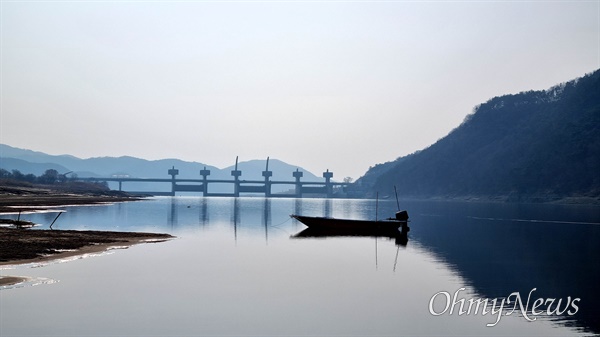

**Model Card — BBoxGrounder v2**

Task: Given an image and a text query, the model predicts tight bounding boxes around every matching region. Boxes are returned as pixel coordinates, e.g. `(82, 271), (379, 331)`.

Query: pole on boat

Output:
(394, 186), (400, 211)
(375, 192), (379, 221)
(375, 192), (379, 270)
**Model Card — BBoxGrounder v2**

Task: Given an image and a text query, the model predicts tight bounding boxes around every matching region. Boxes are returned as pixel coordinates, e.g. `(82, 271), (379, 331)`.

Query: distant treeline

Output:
(1, 168), (72, 184)
(353, 69), (600, 202)
(0, 168), (107, 188)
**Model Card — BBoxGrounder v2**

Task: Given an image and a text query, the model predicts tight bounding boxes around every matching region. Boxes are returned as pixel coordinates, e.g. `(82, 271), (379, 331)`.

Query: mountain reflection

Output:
(164, 197), (598, 333)
(409, 202), (600, 335)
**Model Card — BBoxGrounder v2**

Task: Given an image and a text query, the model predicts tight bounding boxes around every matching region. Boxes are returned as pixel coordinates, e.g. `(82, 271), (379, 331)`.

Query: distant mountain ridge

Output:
(354, 69), (600, 202)
(0, 144), (324, 193)
(0, 157), (71, 177)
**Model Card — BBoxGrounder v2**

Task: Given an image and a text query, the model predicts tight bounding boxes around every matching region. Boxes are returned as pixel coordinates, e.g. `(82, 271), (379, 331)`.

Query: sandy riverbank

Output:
(0, 183), (173, 287)
(0, 228), (174, 286)
(0, 276), (28, 286)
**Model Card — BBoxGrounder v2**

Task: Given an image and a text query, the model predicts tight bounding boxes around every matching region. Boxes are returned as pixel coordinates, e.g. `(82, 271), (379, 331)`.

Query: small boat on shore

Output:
(0, 218), (36, 228)
(291, 210), (409, 232)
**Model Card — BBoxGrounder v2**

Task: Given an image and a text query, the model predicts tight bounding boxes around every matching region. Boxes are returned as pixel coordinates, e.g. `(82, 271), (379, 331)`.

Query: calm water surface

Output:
(1, 197), (599, 336)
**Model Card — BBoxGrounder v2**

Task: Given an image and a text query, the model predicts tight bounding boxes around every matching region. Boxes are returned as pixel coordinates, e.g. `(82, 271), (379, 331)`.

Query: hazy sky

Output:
(1, 1), (598, 180)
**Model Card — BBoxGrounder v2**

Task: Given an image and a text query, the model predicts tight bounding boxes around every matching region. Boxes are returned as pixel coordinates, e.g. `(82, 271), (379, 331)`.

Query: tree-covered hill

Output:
(354, 69), (600, 202)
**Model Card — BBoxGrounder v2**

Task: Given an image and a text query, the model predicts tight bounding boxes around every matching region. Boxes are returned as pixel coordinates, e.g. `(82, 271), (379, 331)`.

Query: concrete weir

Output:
(80, 157), (349, 198)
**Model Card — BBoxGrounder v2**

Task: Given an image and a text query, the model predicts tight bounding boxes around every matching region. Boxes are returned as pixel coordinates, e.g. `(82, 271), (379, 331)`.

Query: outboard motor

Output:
(396, 210), (410, 233)
(395, 210), (409, 221)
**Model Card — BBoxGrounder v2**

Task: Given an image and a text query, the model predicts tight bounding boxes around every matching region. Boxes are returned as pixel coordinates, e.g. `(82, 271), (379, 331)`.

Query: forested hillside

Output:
(354, 69), (600, 202)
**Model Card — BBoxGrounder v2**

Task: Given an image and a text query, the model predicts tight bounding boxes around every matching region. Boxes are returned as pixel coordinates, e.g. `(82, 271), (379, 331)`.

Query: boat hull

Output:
(291, 215), (407, 231)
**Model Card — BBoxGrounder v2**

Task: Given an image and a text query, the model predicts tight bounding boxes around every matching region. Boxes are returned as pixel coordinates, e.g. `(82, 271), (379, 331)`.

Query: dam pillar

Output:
(231, 156), (242, 197)
(262, 157), (273, 197)
(293, 169), (303, 198)
(200, 167), (211, 196)
(323, 169), (333, 198)
(168, 166), (179, 196)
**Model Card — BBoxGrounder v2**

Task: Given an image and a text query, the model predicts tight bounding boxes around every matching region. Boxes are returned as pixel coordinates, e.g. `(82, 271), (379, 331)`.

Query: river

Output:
(1, 197), (598, 336)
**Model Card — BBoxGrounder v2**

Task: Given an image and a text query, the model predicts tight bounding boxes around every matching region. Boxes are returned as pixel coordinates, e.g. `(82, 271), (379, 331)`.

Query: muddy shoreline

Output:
(0, 227), (173, 263)
(0, 186), (170, 287)
(0, 227), (174, 286)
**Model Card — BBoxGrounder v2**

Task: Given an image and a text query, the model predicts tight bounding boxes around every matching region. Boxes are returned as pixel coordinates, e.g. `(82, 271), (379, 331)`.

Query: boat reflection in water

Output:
(292, 227), (409, 247)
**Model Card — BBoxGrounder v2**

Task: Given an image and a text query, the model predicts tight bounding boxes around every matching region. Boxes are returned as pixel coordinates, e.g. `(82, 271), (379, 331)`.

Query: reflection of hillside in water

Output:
(409, 203), (600, 335)
(165, 197), (599, 334)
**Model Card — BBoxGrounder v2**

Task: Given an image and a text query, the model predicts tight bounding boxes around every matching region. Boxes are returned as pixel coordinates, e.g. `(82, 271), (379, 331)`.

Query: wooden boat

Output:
(290, 210), (409, 232)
